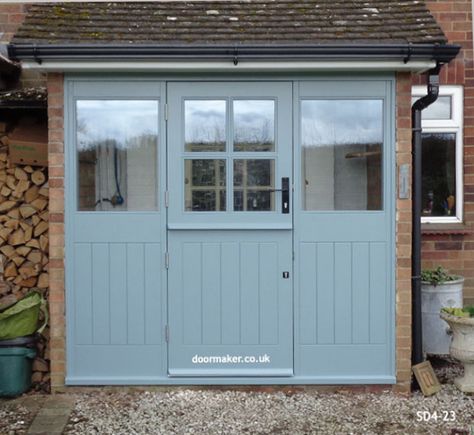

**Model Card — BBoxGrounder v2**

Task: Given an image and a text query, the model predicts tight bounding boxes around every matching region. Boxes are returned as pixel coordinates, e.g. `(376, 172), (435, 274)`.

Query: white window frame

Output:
(412, 85), (464, 224)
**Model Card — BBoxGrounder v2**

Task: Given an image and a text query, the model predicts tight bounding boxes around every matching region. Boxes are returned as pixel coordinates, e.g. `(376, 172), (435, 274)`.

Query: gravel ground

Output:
(0, 396), (42, 435)
(1, 356), (473, 435)
(62, 357), (474, 435)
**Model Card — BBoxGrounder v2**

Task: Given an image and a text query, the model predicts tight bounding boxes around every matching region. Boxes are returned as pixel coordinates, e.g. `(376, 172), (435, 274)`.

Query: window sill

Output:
(421, 223), (471, 235)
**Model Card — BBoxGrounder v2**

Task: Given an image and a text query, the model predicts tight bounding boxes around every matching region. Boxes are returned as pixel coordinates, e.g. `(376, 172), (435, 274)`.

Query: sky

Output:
(301, 99), (383, 147)
(76, 98), (383, 150)
(77, 100), (159, 150)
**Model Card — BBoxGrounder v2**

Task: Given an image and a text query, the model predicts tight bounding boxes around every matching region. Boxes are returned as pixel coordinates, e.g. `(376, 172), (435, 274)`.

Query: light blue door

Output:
(167, 82), (294, 376)
(66, 80), (168, 383)
(294, 79), (395, 381)
(65, 76), (395, 384)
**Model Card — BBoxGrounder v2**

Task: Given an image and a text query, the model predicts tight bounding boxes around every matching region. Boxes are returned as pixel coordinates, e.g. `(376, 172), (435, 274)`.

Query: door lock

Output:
(268, 177), (290, 214)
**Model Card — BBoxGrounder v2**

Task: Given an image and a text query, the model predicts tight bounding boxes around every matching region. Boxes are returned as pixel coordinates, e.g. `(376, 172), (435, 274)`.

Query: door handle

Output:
(267, 177), (290, 214)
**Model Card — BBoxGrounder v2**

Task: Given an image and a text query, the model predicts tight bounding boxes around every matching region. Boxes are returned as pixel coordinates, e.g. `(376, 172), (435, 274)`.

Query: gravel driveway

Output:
(62, 357), (473, 435)
(1, 356), (473, 434)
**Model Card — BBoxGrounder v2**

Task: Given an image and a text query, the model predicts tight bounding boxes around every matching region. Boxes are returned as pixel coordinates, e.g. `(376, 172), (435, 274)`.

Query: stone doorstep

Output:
(27, 395), (75, 435)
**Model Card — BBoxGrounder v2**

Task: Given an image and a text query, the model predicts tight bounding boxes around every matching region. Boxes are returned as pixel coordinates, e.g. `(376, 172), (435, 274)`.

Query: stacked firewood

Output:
(0, 128), (50, 392)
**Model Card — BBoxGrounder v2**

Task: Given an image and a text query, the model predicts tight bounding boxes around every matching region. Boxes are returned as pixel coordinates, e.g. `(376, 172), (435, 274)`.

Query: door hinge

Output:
(164, 190), (169, 208)
(165, 325), (169, 342)
(164, 103), (169, 121)
(165, 252), (169, 269)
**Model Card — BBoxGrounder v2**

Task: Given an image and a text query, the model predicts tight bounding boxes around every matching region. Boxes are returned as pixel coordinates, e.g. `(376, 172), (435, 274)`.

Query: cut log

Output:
(1, 245), (16, 258)
(34, 221), (48, 237)
(38, 186), (49, 197)
(39, 235), (49, 252)
(19, 205), (37, 219)
(13, 179), (30, 197)
(23, 166), (33, 174)
(4, 262), (17, 278)
(5, 219), (20, 230)
(25, 239), (40, 249)
(23, 225), (33, 243)
(8, 229), (25, 246)
(14, 167), (28, 181)
(12, 256), (26, 267)
(0, 200), (17, 212)
(24, 186), (39, 203)
(19, 277), (37, 288)
(37, 273), (48, 289)
(15, 246), (31, 257)
(6, 175), (16, 191)
(0, 152), (7, 162)
(0, 186), (11, 197)
(39, 211), (49, 222)
(31, 171), (46, 186)
(0, 227), (14, 241)
(31, 198), (47, 211)
(27, 250), (42, 264)
(19, 262), (38, 279)
(7, 208), (20, 219)
(32, 215), (40, 226)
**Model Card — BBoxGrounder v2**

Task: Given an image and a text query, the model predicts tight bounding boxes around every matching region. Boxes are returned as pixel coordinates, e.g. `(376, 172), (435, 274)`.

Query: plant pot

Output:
(440, 311), (474, 393)
(422, 277), (463, 355)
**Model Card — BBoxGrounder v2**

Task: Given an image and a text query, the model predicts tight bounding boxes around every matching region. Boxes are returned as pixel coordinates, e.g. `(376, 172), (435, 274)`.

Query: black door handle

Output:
(281, 177), (290, 214)
(268, 178), (290, 213)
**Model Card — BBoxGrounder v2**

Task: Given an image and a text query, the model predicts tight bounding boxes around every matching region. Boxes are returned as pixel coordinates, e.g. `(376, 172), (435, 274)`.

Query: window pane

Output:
(77, 100), (158, 211)
(234, 159), (275, 211)
(301, 100), (383, 211)
(185, 100), (226, 152)
(185, 159), (226, 211)
(411, 96), (451, 120)
(233, 100), (275, 151)
(421, 133), (456, 217)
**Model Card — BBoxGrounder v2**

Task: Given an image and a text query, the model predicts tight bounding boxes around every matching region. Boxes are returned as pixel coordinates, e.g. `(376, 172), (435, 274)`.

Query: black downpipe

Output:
(411, 65), (441, 368)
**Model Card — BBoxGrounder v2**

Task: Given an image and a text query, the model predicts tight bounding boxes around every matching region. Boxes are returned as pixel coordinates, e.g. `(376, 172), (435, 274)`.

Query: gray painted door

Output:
(167, 82), (294, 376)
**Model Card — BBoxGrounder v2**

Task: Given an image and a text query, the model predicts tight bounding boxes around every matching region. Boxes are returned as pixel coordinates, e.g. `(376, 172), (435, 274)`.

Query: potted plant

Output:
(440, 306), (474, 393)
(421, 267), (464, 355)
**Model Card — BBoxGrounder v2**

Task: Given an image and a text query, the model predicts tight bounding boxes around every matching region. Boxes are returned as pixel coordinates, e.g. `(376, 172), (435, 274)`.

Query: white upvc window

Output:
(412, 85), (464, 224)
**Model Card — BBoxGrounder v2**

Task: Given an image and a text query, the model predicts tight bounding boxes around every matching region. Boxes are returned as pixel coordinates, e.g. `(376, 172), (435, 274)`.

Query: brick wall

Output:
(418, 1), (474, 303)
(0, 2), (46, 88)
(47, 73), (66, 389)
(395, 73), (414, 394)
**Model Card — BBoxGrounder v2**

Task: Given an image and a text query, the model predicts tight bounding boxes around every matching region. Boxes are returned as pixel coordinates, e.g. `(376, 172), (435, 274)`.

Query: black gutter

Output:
(411, 65), (442, 370)
(8, 43), (460, 64)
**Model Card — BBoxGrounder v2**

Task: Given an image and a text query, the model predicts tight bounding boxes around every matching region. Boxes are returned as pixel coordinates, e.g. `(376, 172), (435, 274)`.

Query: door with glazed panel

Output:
(167, 82), (293, 377)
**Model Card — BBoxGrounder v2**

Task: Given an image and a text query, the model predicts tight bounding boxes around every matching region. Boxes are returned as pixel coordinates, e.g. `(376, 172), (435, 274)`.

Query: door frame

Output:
(64, 73), (396, 385)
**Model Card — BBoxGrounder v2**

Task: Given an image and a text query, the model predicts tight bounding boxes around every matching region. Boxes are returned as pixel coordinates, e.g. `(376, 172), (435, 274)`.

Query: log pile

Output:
(0, 127), (50, 392)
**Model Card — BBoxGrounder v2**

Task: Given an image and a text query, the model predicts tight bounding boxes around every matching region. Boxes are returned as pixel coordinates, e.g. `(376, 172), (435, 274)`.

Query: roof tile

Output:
(12, 1), (447, 45)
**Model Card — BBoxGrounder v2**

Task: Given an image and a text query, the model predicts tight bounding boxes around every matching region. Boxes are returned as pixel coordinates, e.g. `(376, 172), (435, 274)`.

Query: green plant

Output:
(421, 266), (458, 285)
(442, 306), (474, 318)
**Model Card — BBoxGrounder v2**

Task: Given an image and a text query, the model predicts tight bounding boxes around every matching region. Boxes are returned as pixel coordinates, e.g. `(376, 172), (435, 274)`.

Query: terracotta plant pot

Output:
(440, 311), (474, 393)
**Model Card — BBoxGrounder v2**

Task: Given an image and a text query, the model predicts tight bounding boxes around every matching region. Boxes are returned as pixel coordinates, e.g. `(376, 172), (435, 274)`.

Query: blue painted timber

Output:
(64, 75), (395, 385)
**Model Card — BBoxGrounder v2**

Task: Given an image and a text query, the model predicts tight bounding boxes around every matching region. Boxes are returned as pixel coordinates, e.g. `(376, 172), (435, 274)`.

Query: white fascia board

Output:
(20, 59), (436, 73)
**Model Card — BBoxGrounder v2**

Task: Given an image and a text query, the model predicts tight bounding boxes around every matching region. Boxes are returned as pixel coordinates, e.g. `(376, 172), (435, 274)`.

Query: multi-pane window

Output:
(184, 99), (276, 212)
(412, 86), (463, 223)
